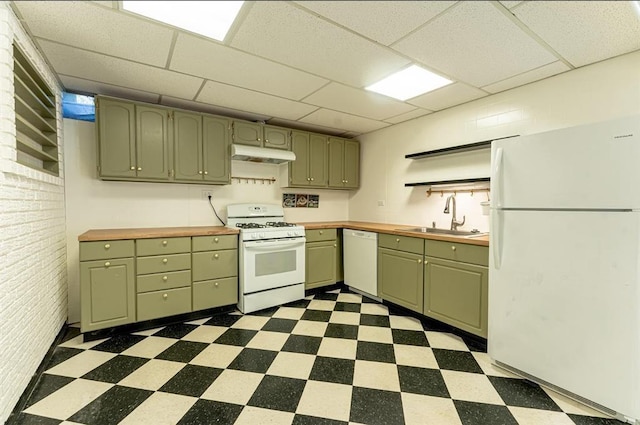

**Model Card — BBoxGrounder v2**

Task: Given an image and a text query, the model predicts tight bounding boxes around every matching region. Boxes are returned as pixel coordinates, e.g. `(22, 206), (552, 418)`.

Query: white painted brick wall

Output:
(0, 2), (67, 423)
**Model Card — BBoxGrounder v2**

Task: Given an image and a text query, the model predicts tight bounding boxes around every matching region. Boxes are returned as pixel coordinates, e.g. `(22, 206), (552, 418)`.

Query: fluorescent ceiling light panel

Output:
(366, 65), (453, 101)
(122, 1), (244, 41)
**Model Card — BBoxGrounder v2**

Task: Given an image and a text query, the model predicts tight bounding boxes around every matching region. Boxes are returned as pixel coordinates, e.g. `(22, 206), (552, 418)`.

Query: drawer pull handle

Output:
(162, 276), (168, 281)
(451, 246), (456, 251)
(104, 243), (110, 249)
(162, 240), (168, 246)
(104, 261), (111, 267)
(214, 237), (219, 243)
(162, 258), (168, 264)
(214, 254), (219, 259)
(417, 259), (422, 264)
(163, 293), (168, 300)
(214, 282), (219, 287)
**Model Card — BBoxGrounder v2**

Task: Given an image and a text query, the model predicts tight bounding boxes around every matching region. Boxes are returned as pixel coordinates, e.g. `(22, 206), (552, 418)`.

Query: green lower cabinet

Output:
(423, 256), (488, 338)
(336, 229), (343, 282)
(137, 287), (192, 322)
(306, 240), (337, 289)
(80, 258), (135, 332)
(377, 247), (424, 313)
(193, 277), (238, 311)
(192, 249), (238, 281)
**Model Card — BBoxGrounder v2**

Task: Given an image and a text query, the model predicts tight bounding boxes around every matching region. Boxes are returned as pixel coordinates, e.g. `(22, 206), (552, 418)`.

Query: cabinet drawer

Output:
(137, 270), (191, 293)
(425, 240), (488, 266)
(137, 287), (191, 322)
(378, 233), (424, 255)
(136, 237), (190, 256)
(137, 253), (191, 275)
(305, 228), (337, 242)
(80, 240), (134, 261)
(193, 277), (238, 311)
(192, 249), (238, 281)
(192, 235), (237, 252)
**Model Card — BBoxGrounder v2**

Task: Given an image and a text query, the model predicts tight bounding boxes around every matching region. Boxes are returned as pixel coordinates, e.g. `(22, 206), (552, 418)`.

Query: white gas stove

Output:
(227, 204), (306, 313)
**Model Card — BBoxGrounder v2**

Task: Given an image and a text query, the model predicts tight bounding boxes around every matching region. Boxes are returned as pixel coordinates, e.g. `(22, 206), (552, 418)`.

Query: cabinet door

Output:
(136, 105), (170, 180)
(233, 121), (261, 146)
(336, 229), (343, 282)
(306, 241), (336, 289)
(80, 258), (135, 332)
(308, 133), (328, 187)
(378, 248), (423, 313)
(203, 116), (230, 183)
(173, 111), (202, 181)
(424, 257), (488, 338)
(343, 140), (360, 189)
(97, 98), (136, 178)
(264, 125), (290, 150)
(328, 137), (345, 188)
(290, 131), (310, 186)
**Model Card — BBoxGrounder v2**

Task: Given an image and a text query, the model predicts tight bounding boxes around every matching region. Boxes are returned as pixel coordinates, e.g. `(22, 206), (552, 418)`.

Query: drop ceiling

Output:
(11, 1), (640, 137)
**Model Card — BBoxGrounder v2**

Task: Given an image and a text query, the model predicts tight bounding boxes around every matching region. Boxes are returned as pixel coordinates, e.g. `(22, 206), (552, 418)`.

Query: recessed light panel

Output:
(122, 1), (244, 41)
(365, 65), (453, 101)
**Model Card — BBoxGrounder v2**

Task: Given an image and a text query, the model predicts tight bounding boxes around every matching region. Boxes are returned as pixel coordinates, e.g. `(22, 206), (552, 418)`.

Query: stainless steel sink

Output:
(399, 227), (487, 237)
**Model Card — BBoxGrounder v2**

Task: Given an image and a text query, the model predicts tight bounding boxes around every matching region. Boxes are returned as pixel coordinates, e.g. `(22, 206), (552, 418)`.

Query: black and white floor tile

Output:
(13, 287), (624, 425)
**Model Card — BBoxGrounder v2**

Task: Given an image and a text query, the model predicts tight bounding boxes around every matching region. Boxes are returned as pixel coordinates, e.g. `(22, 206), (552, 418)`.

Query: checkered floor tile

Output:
(13, 287), (623, 425)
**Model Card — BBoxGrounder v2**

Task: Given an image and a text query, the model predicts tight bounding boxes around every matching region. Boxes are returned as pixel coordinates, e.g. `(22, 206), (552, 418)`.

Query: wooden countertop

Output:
(297, 221), (489, 247)
(78, 226), (239, 241)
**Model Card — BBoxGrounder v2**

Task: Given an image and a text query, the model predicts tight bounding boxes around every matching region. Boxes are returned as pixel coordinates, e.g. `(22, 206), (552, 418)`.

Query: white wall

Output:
(0, 2), (67, 423)
(64, 119), (350, 322)
(352, 50), (640, 230)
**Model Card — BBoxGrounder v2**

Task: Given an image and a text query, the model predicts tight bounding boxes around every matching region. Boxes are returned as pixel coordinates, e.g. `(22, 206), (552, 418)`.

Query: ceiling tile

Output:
(37, 40), (203, 100)
(266, 117), (346, 136)
(293, 1), (455, 45)
(170, 33), (328, 101)
(384, 108), (433, 125)
(407, 83), (488, 111)
(499, 1), (524, 9)
(229, 1), (410, 87)
(196, 80), (318, 121)
(302, 82), (417, 120)
(14, 1), (173, 67)
(513, 1), (640, 67)
(160, 96), (272, 122)
(482, 61), (570, 94)
(299, 109), (389, 134)
(59, 74), (160, 104)
(392, 1), (557, 87)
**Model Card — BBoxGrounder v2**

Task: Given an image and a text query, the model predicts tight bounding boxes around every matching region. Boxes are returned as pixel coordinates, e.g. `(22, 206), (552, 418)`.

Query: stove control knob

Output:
(259, 233), (265, 238)
(287, 231), (293, 237)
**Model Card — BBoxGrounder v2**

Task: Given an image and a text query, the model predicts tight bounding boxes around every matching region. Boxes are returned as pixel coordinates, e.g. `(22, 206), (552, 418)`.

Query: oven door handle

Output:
(243, 238), (306, 250)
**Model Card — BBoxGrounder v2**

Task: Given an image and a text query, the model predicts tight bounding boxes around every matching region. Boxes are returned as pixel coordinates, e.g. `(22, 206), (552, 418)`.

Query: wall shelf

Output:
(404, 177), (490, 188)
(405, 135), (518, 160)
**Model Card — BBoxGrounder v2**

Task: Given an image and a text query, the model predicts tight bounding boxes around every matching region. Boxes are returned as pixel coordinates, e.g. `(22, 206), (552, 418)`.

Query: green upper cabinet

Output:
(202, 116), (230, 183)
(328, 137), (360, 189)
(308, 134), (328, 187)
(173, 111), (202, 181)
(97, 97), (136, 179)
(232, 121), (290, 150)
(288, 131), (327, 187)
(135, 105), (170, 180)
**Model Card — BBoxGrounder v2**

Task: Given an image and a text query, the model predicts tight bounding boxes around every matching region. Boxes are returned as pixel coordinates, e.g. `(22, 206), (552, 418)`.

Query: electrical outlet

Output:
(202, 190), (213, 200)
(377, 200), (385, 207)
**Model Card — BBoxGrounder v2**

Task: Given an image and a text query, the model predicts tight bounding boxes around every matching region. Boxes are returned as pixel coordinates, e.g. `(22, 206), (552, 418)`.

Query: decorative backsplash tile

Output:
(283, 193), (319, 208)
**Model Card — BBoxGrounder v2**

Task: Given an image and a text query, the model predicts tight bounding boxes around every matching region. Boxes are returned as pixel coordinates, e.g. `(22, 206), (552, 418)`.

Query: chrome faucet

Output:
(443, 195), (465, 231)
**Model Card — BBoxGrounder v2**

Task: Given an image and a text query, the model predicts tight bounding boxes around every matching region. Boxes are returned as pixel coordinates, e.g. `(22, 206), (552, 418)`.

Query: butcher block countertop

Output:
(78, 226), (239, 241)
(298, 221), (489, 247)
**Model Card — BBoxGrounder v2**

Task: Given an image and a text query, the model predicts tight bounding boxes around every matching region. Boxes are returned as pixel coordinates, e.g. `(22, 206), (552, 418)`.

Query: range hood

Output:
(231, 144), (296, 164)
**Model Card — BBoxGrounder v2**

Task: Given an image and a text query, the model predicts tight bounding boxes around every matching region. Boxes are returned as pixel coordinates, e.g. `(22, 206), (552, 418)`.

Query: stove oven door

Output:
(241, 237), (306, 294)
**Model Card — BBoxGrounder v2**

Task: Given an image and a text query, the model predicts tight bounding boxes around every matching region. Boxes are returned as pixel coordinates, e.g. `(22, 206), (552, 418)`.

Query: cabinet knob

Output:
(451, 246), (456, 251)
(104, 243), (110, 249)
(137, 167), (142, 171)
(319, 230), (323, 234)
(214, 282), (219, 287)
(104, 261), (111, 267)
(396, 238), (400, 243)
(198, 171), (203, 175)
(204, 171), (208, 175)
(214, 253), (219, 259)
(307, 177), (310, 181)
(162, 258), (168, 264)
(214, 237), (219, 243)
(265, 139), (269, 143)
(162, 275), (168, 281)
(163, 293), (168, 300)
(425, 260), (428, 265)
(417, 259), (422, 264)
(130, 166), (135, 170)
(310, 177), (314, 181)
(162, 240), (168, 246)
(333, 244), (337, 247)
(345, 180), (348, 183)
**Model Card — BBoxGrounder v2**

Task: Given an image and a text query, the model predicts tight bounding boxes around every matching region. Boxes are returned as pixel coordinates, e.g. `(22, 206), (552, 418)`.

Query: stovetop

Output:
(227, 204), (304, 241)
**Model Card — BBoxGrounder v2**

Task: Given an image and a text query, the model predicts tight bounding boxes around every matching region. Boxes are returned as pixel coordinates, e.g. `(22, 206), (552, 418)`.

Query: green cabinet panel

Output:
(425, 240), (489, 266)
(343, 140), (360, 189)
(137, 270), (191, 293)
(378, 233), (424, 255)
(193, 276), (238, 311)
(424, 257), (488, 338)
(264, 125), (290, 150)
(136, 237), (191, 256)
(306, 240), (337, 289)
(192, 235), (237, 252)
(173, 111), (202, 181)
(80, 258), (135, 332)
(233, 121), (261, 146)
(192, 249), (238, 281)
(135, 105), (170, 180)
(328, 138), (359, 189)
(203, 116), (230, 183)
(97, 98), (135, 178)
(80, 240), (134, 261)
(308, 133), (328, 187)
(289, 131), (311, 186)
(378, 247), (423, 313)
(305, 228), (337, 243)
(136, 253), (191, 275)
(137, 287), (191, 322)
(328, 137), (344, 187)
(336, 229), (343, 282)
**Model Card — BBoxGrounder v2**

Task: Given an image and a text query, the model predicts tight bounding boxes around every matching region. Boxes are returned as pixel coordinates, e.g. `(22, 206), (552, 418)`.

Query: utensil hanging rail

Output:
(231, 176), (276, 184)
(426, 187), (490, 198)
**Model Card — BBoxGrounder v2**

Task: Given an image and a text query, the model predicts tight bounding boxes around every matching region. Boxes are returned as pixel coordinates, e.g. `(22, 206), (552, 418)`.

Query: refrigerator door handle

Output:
(492, 147), (504, 208)
(492, 209), (502, 269)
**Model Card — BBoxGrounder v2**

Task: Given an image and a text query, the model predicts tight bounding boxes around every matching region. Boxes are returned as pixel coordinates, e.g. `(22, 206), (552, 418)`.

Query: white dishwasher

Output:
(343, 229), (378, 298)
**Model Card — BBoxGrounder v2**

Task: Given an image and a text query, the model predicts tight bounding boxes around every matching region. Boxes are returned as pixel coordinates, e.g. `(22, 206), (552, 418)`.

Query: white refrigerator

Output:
(488, 115), (640, 424)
